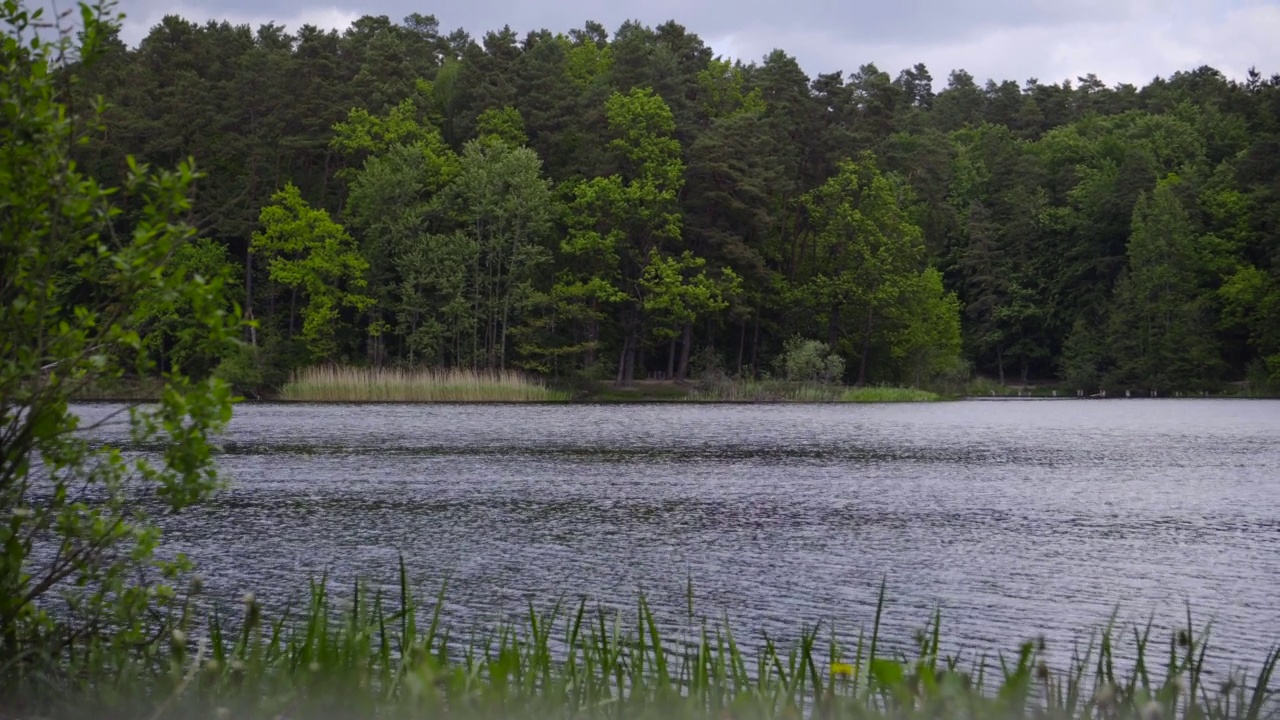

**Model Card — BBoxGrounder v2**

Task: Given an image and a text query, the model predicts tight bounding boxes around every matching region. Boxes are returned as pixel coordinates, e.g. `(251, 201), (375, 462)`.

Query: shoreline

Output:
(71, 375), (1276, 403)
(73, 388), (1274, 401)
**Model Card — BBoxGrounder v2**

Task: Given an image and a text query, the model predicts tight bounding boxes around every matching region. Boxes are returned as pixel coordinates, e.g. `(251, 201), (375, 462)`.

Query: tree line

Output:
(70, 12), (1280, 392)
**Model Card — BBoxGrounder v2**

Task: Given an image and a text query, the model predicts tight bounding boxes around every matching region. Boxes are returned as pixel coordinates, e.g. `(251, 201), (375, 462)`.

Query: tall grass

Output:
(840, 386), (940, 402)
(279, 365), (569, 402)
(692, 381), (940, 403)
(12, 570), (1277, 720)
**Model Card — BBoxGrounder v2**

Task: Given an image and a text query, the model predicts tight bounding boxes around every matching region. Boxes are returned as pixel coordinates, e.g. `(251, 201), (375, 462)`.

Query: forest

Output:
(68, 11), (1280, 393)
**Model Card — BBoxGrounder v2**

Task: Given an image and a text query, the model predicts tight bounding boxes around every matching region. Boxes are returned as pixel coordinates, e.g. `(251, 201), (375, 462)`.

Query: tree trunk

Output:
(585, 316), (598, 368)
(676, 322), (693, 383)
(472, 255), (481, 370)
(856, 308), (874, 387)
(288, 287), (297, 340)
(1020, 356), (1029, 386)
(245, 252), (256, 346)
(625, 339), (637, 384)
(321, 149), (333, 207)
(266, 279), (276, 328)
(827, 305), (840, 350)
(997, 345), (1005, 386)
(749, 316), (760, 379)
(666, 336), (676, 380)
(407, 316), (417, 366)
(615, 333), (629, 386)
(499, 284), (513, 372)
(736, 321), (746, 377)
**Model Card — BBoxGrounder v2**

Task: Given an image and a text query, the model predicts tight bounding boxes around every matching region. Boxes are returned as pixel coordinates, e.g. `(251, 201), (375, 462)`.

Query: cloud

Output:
(704, 0), (1280, 86)
(105, 0), (1280, 87)
(118, 2), (359, 43)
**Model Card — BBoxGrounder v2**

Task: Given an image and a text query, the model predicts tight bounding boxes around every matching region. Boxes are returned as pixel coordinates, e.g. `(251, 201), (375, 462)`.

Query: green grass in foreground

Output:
(6, 572), (1275, 720)
(279, 365), (569, 402)
(692, 381), (940, 402)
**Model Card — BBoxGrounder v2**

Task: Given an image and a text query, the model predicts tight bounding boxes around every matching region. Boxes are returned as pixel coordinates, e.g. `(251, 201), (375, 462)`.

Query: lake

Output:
(77, 398), (1280, 671)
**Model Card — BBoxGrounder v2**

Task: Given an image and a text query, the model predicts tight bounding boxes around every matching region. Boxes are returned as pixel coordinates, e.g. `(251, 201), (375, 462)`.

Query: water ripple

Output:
(72, 399), (1280, 669)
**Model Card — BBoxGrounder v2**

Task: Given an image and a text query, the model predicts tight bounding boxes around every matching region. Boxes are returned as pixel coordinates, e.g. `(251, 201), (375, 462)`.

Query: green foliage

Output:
(134, 238), (241, 376)
(558, 88), (688, 382)
(1105, 179), (1222, 390)
(1059, 317), (1109, 389)
(444, 139), (557, 368)
(697, 58), (765, 118)
(395, 230), (474, 365)
(691, 380), (937, 401)
(888, 268), (965, 385)
(12, 573), (1274, 720)
(947, 124), (1050, 385)
(335, 94), (461, 192)
(475, 105), (528, 146)
(331, 91), (448, 160)
(251, 184), (374, 361)
(1219, 265), (1280, 384)
(0, 0), (241, 693)
(339, 93), (556, 370)
(564, 33), (612, 87)
(777, 338), (845, 383)
(840, 385), (941, 402)
(46, 1), (1280, 392)
(641, 251), (740, 334)
(606, 87), (683, 188)
(343, 138), (457, 365)
(797, 154), (962, 385)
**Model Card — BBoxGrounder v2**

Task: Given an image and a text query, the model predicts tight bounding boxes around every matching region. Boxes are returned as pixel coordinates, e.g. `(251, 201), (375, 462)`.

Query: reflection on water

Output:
(76, 399), (1280, 668)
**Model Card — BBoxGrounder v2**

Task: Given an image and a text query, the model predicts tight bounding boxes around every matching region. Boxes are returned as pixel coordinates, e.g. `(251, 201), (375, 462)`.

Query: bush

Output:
(691, 345), (729, 384)
(778, 337), (845, 383)
(1, 0), (242, 698)
(214, 343), (267, 398)
(1244, 358), (1280, 397)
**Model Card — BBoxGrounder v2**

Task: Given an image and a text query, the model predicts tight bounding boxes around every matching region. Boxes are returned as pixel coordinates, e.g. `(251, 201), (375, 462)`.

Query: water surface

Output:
(79, 399), (1280, 669)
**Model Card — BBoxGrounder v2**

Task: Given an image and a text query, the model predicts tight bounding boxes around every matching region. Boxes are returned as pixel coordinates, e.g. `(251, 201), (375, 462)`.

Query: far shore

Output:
(71, 376), (1275, 404)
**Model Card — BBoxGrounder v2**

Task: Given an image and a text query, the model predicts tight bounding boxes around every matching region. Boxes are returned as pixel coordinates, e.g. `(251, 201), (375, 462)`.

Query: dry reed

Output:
(279, 365), (569, 402)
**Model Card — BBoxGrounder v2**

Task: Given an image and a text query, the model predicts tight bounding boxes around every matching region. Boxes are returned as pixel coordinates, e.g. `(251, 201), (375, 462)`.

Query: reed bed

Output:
(8, 570), (1276, 720)
(280, 365), (569, 402)
(840, 386), (940, 402)
(693, 381), (940, 403)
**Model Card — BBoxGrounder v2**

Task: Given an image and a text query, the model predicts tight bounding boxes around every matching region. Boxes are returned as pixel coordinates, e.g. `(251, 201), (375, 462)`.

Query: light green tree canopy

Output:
(558, 88), (688, 382)
(251, 183), (373, 360)
(799, 153), (961, 384)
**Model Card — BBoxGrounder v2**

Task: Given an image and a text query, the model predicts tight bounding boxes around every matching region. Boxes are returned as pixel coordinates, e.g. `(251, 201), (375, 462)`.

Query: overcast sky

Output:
(108, 0), (1280, 88)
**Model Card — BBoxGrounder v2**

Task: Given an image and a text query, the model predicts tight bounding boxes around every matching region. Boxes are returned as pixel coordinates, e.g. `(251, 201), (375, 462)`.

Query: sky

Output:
(103, 0), (1280, 88)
